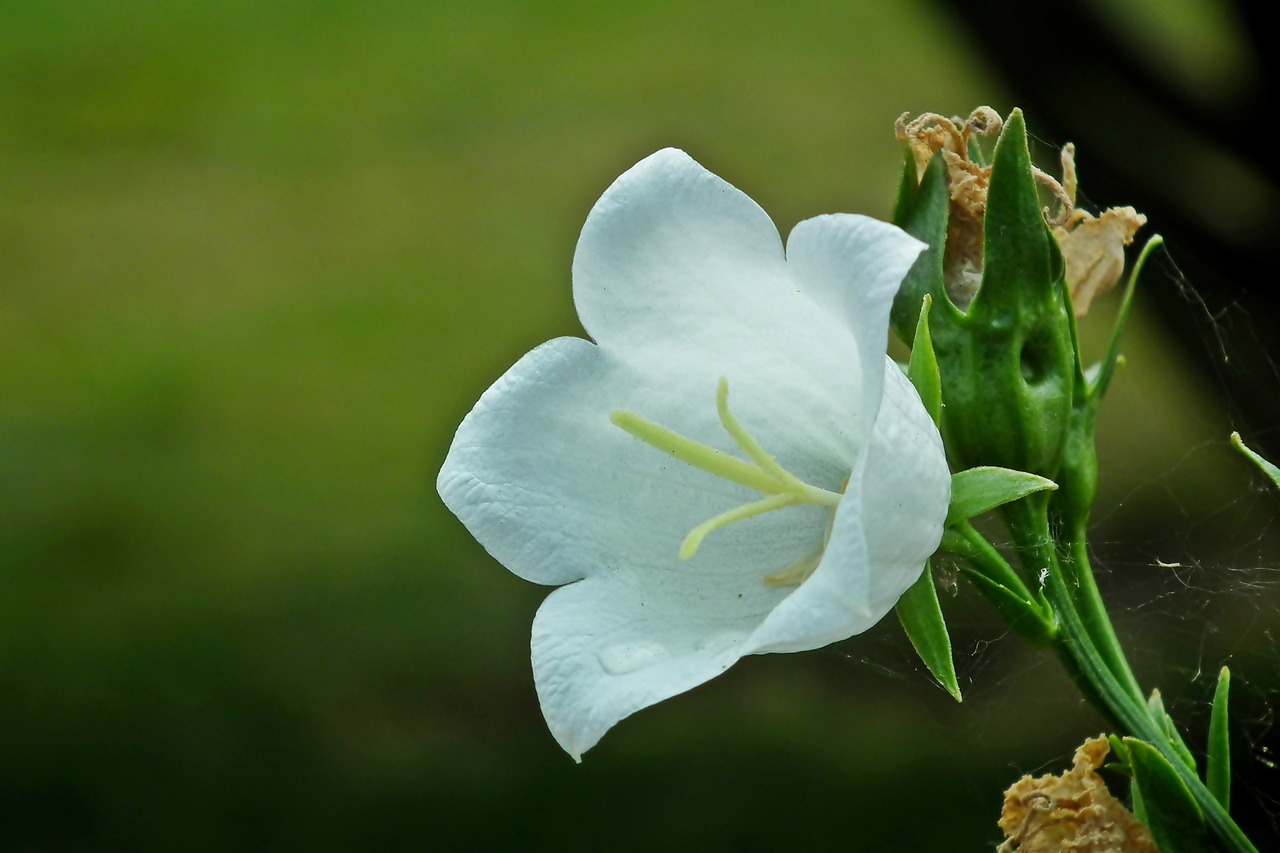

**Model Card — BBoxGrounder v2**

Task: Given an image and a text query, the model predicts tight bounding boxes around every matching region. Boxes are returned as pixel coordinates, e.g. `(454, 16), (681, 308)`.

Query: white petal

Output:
(743, 359), (949, 654)
(437, 336), (829, 587)
(859, 362), (950, 610)
(740, 450), (876, 655)
(571, 148), (873, 473)
(532, 566), (764, 761)
(785, 214), (927, 440)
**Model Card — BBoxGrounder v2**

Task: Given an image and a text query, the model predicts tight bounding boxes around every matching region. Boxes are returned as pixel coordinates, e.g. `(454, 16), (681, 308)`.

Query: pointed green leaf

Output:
(1232, 432), (1280, 492)
(1207, 666), (1232, 810)
(956, 566), (1057, 645)
(1125, 737), (1209, 853)
(907, 295), (941, 425)
(895, 560), (961, 701)
(1147, 689), (1196, 771)
(946, 466), (1058, 525)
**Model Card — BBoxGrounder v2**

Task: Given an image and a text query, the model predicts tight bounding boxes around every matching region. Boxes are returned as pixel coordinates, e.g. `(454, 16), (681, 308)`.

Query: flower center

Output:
(610, 377), (843, 579)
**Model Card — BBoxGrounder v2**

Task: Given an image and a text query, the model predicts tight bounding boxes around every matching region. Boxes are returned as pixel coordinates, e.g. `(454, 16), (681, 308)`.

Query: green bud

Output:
(892, 108), (1075, 481)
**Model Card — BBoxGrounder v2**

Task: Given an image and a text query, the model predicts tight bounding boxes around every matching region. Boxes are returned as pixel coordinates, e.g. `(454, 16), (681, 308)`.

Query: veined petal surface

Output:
(573, 148), (900, 475)
(743, 361), (948, 655)
(437, 336), (829, 588)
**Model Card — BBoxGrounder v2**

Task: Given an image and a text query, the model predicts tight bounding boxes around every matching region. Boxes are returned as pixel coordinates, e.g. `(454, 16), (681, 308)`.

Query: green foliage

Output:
(946, 466), (1058, 525)
(891, 107), (1258, 852)
(1124, 738), (1210, 853)
(1146, 689), (1196, 771)
(895, 562), (961, 702)
(890, 150), (952, 344)
(1207, 666), (1232, 810)
(896, 294), (960, 701)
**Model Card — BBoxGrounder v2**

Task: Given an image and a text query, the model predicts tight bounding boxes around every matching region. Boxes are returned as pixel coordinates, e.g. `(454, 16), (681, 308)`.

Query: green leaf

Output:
(1231, 432), (1280, 492)
(895, 560), (961, 702)
(1207, 666), (1232, 810)
(946, 466), (1058, 525)
(1125, 737), (1209, 853)
(907, 294), (941, 425)
(1147, 689), (1196, 771)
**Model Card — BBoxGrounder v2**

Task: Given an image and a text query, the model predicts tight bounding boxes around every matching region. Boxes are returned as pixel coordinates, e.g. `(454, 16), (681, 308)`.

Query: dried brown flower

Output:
(1052, 145), (1148, 317)
(895, 111), (1143, 316)
(998, 736), (1156, 853)
(895, 107), (1002, 308)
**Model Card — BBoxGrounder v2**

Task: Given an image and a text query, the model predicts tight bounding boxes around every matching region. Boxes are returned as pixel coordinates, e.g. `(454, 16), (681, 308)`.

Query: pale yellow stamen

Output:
(609, 410), (783, 495)
(681, 493), (802, 560)
(611, 378), (843, 563)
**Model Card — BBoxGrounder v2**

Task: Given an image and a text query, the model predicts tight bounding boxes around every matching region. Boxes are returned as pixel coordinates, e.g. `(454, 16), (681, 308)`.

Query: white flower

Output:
(437, 149), (950, 760)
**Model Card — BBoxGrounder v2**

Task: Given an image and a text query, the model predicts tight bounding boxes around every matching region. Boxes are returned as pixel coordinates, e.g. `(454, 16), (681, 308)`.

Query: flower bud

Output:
(890, 108), (1076, 481)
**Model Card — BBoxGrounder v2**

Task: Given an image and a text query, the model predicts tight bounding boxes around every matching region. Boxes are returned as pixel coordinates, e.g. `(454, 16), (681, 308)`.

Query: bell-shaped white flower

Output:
(438, 149), (950, 760)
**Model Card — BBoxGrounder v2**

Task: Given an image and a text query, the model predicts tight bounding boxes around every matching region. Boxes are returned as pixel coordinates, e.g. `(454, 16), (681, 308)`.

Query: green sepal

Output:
(956, 566), (1057, 644)
(907, 294), (942, 424)
(1124, 737), (1209, 853)
(1232, 432), (1280, 492)
(890, 150), (956, 345)
(968, 109), (1057, 318)
(1207, 666), (1232, 810)
(946, 466), (1058, 525)
(1147, 689), (1196, 771)
(895, 559), (961, 701)
(892, 145), (921, 230)
(956, 109), (1073, 478)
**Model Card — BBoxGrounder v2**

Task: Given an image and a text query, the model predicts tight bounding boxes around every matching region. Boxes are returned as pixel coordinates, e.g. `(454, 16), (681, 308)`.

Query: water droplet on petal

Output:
(597, 642), (670, 675)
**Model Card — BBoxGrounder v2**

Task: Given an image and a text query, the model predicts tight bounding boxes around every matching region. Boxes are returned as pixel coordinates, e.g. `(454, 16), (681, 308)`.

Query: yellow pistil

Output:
(611, 378), (843, 564)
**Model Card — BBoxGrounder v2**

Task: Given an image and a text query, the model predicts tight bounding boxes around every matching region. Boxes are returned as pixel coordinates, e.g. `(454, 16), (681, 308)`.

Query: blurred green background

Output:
(3, 1), (1277, 850)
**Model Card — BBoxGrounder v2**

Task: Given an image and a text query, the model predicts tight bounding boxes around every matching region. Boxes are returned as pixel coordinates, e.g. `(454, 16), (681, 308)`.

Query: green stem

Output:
(1004, 499), (1257, 853)
(1063, 526), (1146, 707)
